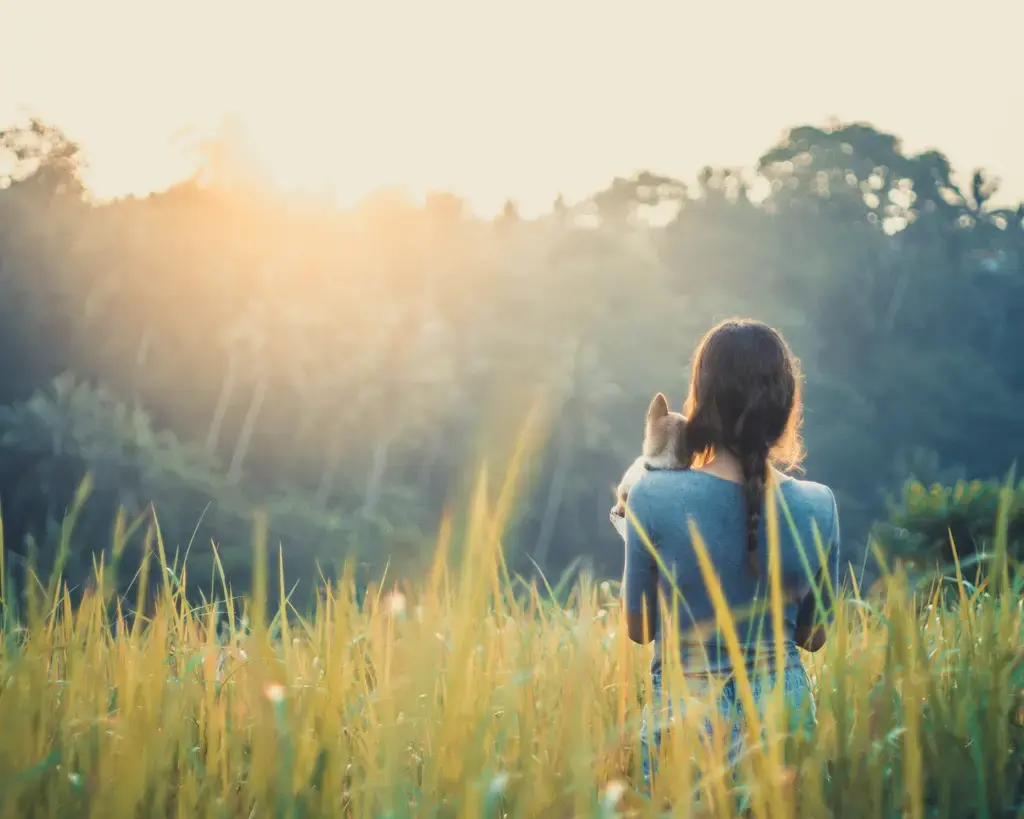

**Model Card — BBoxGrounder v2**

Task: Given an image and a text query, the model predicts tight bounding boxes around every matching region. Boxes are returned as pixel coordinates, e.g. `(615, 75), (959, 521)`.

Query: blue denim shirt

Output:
(624, 468), (841, 678)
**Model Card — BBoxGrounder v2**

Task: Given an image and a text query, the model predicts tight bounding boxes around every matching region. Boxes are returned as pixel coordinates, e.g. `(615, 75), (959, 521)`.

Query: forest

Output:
(1, 117), (1023, 602)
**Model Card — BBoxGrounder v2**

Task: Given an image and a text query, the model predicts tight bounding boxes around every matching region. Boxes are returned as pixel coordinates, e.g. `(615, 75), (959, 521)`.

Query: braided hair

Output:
(673, 319), (804, 577)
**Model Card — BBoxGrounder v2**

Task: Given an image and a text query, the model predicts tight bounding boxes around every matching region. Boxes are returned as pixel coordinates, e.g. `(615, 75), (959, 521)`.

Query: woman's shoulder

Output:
(775, 471), (838, 520)
(631, 468), (739, 510)
(632, 466), (837, 513)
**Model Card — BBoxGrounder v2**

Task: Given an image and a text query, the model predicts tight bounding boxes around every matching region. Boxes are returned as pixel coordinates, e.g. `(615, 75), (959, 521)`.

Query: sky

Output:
(1, 0), (1021, 217)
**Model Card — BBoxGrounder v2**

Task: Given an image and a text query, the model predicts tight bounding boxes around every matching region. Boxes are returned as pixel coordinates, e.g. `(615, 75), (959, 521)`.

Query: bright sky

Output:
(1, 0), (1021, 217)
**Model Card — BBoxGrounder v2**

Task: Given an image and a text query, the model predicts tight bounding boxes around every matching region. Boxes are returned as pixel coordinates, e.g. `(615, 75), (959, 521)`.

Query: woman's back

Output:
(624, 467), (840, 678)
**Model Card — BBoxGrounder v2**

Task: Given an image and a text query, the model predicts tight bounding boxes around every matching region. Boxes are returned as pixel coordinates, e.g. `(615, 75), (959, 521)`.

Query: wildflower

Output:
(489, 771), (509, 796)
(68, 772), (82, 787)
(603, 779), (626, 808)
(263, 682), (286, 704)
(386, 591), (407, 617)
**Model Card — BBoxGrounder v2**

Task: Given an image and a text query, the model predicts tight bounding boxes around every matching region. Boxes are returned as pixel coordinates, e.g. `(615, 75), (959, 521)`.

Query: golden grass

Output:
(1, 459), (1023, 817)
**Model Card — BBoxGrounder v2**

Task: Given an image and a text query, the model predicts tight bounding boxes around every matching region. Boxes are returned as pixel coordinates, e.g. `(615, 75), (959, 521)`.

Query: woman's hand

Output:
(794, 621), (826, 652)
(609, 506), (628, 541)
(624, 607), (657, 645)
(793, 570), (831, 653)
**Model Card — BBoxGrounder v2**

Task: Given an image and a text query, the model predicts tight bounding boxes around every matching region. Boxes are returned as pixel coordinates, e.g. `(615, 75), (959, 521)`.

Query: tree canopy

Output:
(0, 118), (1021, 600)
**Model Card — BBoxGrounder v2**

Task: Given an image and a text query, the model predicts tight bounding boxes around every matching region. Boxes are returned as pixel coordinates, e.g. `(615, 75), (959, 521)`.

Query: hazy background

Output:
(1, 0), (1022, 602)
(2, 0), (1021, 212)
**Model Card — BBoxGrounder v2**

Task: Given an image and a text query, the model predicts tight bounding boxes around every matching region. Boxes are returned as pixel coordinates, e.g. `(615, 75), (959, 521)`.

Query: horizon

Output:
(1, 0), (1022, 217)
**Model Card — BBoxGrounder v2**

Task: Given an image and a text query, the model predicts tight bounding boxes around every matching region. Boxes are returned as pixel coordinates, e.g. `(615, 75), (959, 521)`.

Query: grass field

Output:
(1, 467), (1023, 818)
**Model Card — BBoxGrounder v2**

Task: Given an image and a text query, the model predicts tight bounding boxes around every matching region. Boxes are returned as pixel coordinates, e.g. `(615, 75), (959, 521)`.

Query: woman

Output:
(621, 318), (842, 786)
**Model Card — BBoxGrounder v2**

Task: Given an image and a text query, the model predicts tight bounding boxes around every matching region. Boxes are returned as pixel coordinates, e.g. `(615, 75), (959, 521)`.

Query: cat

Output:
(609, 392), (687, 539)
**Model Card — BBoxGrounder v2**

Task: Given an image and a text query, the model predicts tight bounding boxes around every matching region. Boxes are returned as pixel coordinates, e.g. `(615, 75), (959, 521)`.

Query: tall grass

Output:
(1, 457), (1023, 817)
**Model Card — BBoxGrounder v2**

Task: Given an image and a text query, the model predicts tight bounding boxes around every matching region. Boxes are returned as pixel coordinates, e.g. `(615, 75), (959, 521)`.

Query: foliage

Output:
(0, 374), (432, 604)
(1, 117), (1023, 592)
(873, 476), (1024, 587)
(0, 470), (1023, 818)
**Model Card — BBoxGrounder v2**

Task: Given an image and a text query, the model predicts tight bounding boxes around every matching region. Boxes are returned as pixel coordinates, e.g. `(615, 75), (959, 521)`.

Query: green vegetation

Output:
(2, 118), (1023, 596)
(1, 459), (1023, 818)
(0, 373), (431, 606)
(873, 475), (1024, 593)
(2, 115), (1024, 816)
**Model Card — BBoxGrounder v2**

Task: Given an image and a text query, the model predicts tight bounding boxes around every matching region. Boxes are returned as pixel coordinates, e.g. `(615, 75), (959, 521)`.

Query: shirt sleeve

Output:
(825, 488), (842, 601)
(796, 488), (842, 628)
(623, 483), (660, 616)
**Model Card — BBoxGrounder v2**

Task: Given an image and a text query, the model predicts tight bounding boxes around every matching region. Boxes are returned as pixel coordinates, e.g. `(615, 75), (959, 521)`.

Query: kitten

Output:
(609, 393), (687, 539)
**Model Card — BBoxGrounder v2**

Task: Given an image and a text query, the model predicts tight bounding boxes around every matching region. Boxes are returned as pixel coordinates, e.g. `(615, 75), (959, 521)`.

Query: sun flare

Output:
(1, 0), (1021, 214)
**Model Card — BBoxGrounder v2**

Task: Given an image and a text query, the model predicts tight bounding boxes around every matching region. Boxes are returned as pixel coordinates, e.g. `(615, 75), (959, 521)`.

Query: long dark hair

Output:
(677, 319), (804, 575)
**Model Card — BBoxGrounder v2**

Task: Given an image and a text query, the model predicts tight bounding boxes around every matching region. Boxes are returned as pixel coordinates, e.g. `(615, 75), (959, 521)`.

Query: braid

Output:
(739, 446), (769, 577)
(680, 318), (802, 578)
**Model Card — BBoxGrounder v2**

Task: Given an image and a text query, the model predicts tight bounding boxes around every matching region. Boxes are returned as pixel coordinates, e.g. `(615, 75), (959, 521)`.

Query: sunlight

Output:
(2, 0), (1020, 214)
(2, 3), (1024, 814)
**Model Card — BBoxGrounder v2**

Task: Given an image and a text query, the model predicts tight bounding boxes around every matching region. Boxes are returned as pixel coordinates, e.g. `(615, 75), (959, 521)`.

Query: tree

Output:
(0, 115), (1021, 597)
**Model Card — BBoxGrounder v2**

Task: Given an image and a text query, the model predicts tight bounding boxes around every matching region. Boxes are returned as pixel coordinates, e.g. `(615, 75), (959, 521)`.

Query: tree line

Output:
(1, 118), (1022, 602)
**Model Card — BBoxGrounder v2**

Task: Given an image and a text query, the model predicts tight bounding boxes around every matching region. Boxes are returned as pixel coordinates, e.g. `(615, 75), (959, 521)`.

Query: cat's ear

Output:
(647, 393), (669, 421)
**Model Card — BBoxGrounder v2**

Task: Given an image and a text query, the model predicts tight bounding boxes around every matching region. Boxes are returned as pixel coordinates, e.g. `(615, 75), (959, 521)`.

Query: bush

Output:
(0, 373), (433, 607)
(872, 475), (1024, 591)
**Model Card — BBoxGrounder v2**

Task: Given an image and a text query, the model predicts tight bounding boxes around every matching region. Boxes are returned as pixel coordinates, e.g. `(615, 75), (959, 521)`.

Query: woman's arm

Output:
(794, 580), (827, 652)
(623, 485), (659, 645)
(795, 490), (841, 653)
